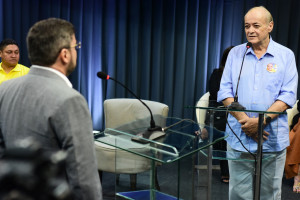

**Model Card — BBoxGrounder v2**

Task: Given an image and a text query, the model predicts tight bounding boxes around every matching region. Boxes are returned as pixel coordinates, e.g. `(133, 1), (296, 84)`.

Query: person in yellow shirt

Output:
(0, 39), (29, 84)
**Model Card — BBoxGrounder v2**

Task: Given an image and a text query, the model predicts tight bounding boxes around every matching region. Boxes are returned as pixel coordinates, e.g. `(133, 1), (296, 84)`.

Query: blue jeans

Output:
(227, 144), (286, 200)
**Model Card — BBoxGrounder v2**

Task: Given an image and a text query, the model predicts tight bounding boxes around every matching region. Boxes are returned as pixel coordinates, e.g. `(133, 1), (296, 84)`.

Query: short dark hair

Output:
(0, 39), (19, 51)
(26, 18), (75, 66)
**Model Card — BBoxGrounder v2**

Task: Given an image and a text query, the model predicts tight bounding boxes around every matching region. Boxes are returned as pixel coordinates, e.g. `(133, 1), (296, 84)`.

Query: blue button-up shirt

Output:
(217, 38), (298, 152)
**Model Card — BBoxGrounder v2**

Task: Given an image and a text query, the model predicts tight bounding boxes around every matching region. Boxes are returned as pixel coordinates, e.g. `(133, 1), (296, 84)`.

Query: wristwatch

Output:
(264, 114), (272, 125)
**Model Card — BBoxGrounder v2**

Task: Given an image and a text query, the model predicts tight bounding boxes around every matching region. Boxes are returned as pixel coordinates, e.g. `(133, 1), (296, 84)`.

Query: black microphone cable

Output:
(225, 107), (257, 162)
(225, 107), (258, 184)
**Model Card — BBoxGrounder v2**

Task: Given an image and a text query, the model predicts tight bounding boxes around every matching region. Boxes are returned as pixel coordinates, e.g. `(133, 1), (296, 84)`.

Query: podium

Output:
(189, 103), (285, 200)
(94, 104), (285, 200)
(94, 116), (223, 200)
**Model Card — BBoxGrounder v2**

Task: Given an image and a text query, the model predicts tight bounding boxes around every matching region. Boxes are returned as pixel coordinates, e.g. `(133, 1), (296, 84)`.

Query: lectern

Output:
(95, 116), (224, 200)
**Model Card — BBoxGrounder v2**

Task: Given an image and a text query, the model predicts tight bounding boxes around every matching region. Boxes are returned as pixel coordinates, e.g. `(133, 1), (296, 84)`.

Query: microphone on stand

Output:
(227, 42), (252, 110)
(97, 72), (164, 143)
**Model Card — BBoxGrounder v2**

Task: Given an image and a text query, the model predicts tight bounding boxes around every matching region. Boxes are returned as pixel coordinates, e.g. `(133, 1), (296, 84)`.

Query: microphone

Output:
(227, 42), (252, 110)
(97, 72), (164, 143)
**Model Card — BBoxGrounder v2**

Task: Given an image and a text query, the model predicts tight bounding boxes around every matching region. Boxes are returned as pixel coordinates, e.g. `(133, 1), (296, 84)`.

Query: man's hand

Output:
(239, 117), (270, 142)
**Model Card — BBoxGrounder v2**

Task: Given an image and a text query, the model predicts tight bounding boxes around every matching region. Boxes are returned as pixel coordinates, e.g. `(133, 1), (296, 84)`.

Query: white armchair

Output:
(95, 98), (169, 190)
(195, 92), (210, 130)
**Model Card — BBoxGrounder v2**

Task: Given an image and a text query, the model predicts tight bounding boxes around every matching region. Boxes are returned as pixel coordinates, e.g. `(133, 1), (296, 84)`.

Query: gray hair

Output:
(26, 18), (75, 66)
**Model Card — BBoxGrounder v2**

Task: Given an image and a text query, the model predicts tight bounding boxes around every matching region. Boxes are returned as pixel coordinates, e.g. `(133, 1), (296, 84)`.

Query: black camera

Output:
(0, 138), (72, 200)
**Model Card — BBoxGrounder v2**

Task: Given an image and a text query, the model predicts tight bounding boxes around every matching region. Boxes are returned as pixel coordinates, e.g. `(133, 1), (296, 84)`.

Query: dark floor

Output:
(102, 171), (299, 200)
(282, 176), (299, 200)
(101, 159), (300, 200)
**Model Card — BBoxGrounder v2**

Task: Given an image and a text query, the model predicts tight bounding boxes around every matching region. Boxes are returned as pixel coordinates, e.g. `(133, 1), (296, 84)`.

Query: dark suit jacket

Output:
(0, 66), (102, 200)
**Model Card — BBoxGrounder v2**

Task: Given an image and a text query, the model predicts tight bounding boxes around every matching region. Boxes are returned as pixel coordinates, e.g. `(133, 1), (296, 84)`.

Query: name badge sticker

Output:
(266, 63), (277, 73)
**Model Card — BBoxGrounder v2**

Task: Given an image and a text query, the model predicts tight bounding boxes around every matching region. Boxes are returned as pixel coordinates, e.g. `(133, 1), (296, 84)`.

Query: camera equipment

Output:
(0, 138), (72, 200)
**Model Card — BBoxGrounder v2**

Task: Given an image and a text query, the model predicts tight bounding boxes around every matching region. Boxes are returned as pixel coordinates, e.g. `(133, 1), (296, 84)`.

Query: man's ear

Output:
(59, 48), (70, 65)
(0, 51), (2, 58)
(268, 21), (274, 34)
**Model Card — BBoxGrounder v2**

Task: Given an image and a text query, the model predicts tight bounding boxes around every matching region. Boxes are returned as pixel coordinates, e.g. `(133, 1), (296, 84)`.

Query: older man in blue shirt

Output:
(218, 6), (298, 200)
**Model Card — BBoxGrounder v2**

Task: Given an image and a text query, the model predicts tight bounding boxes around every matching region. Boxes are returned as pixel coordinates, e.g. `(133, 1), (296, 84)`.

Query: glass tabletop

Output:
(94, 116), (275, 163)
(95, 117), (205, 163)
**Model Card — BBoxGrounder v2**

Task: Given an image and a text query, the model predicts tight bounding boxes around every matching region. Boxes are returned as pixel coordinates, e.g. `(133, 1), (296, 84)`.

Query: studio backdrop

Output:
(0, 0), (299, 130)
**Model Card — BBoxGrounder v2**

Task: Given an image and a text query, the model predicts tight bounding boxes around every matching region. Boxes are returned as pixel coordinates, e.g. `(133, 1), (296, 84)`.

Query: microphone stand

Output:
(227, 99), (246, 110)
(227, 43), (252, 110)
(109, 77), (162, 130)
(99, 74), (163, 143)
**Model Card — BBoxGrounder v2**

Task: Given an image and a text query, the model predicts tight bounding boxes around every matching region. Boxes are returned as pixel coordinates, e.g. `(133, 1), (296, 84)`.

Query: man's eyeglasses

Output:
(70, 41), (81, 50)
(56, 41), (81, 57)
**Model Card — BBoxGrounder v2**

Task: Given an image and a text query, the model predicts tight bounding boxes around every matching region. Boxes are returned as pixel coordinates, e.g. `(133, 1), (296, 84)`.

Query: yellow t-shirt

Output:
(0, 62), (30, 85)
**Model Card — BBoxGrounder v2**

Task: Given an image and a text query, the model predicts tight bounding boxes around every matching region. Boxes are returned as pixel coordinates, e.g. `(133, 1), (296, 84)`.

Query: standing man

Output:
(0, 39), (29, 84)
(0, 18), (102, 200)
(218, 6), (298, 200)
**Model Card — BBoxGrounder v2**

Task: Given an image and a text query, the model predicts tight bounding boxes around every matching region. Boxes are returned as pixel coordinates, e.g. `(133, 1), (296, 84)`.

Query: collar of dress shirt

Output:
(31, 65), (73, 88)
